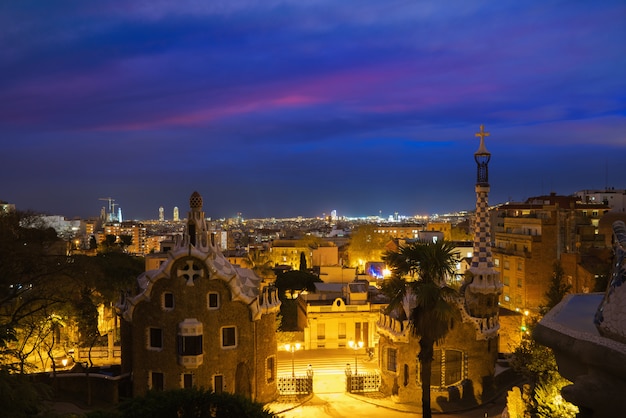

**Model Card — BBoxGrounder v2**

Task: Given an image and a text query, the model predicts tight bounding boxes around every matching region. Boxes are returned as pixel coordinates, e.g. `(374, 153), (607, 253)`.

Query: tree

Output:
(299, 251), (307, 271)
(119, 234), (133, 252)
(274, 270), (321, 296)
(346, 224), (392, 270)
(542, 261), (571, 314)
(382, 240), (460, 418)
(241, 249), (276, 282)
(510, 274), (579, 417)
(0, 211), (75, 372)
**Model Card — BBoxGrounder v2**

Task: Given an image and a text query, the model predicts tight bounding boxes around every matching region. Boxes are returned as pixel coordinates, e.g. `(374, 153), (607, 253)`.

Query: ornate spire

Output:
(474, 124), (491, 186)
(471, 125), (494, 270)
(465, 125), (502, 339)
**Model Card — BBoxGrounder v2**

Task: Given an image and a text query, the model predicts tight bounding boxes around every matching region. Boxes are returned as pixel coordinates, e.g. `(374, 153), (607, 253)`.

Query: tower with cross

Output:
(466, 125), (502, 338)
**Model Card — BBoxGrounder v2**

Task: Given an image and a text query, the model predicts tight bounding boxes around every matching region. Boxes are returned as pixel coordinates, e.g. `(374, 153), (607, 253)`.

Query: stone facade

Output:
(117, 192), (281, 403)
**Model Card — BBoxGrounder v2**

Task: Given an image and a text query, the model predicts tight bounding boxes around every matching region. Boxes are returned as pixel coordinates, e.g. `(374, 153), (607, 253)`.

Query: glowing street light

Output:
(285, 343), (301, 377)
(348, 340), (364, 374)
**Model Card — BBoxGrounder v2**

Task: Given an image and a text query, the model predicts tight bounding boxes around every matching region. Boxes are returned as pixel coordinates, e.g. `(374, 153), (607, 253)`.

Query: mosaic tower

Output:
(465, 125), (502, 338)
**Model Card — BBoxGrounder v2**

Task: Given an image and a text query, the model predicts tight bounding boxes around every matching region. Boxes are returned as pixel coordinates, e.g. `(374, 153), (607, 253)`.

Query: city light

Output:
(285, 343), (301, 377)
(348, 340), (364, 374)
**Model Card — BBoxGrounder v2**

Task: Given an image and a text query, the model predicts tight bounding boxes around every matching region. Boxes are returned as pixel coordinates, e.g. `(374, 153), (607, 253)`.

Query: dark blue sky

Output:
(1, 1), (624, 220)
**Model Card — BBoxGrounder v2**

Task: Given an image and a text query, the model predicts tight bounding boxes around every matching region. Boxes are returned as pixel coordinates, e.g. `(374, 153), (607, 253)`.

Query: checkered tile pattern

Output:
(471, 187), (494, 270)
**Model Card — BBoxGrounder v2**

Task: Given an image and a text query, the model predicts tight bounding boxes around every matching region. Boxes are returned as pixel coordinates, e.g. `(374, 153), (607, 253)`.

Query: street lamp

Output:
(348, 340), (364, 374)
(285, 343), (301, 377)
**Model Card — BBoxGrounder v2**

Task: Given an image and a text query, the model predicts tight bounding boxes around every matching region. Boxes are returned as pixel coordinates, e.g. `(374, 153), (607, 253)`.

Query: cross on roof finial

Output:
(474, 124), (491, 156)
(475, 124), (490, 141)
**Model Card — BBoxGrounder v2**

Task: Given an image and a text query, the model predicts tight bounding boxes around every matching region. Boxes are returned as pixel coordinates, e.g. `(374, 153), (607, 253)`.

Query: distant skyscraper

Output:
(118, 207), (123, 223)
(159, 206), (164, 222)
(331, 210), (337, 221)
(173, 206), (179, 222)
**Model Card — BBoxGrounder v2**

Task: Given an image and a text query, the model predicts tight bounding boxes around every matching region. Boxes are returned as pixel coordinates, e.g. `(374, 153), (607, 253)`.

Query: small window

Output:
(317, 323), (325, 340)
(221, 326), (237, 348)
(503, 276), (510, 286)
(150, 371), (164, 391)
(403, 364), (409, 386)
(517, 278), (522, 288)
(387, 348), (397, 372)
(266, 357), (275, 383)
(208, 292), (219, 310)
(163, 292), (174, 310)
(504, 260), (510, 270)
(182, 373), (194, 389)
(148, 328), (163, 350)
(214, 375), (224, 393)
(338, 323), (346, 339)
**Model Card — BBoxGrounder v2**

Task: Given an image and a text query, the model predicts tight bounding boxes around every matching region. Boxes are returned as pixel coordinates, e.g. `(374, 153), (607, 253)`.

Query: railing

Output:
(346, 372), (381, 393)
(77, 346), (121, 360)
(277, 375), (313, 395)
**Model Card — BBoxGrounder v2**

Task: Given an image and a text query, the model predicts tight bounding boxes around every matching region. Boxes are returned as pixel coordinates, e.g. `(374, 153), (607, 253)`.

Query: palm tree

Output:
(382, 240), (460, 418)
(242, 249), (276, 282)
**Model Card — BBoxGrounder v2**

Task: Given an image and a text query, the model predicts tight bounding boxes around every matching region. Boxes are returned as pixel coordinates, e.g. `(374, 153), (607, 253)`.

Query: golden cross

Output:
(475, 124), (490, 141)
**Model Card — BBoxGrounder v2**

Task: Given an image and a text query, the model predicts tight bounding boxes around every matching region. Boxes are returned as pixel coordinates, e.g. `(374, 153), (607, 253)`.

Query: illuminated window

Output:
(221, 326), (237, 348)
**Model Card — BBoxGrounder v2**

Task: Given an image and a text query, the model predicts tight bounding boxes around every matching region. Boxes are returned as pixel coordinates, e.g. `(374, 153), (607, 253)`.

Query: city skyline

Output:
(1, 1), (624, 220)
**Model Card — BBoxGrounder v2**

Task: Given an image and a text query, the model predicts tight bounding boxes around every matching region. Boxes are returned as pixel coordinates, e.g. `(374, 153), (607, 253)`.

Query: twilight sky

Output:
(1, 1), (624, 220)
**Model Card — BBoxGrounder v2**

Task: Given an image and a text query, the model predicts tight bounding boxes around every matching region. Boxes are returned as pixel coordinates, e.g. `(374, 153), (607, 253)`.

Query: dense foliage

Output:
(509, 261), (578, 418)
(0, 211), (143, 415)
(86, 388), (277, 418)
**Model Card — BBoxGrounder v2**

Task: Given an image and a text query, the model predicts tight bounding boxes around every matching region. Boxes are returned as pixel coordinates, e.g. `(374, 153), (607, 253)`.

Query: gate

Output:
(277, 375), (313, 395)
(346, 371), (381, 393)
